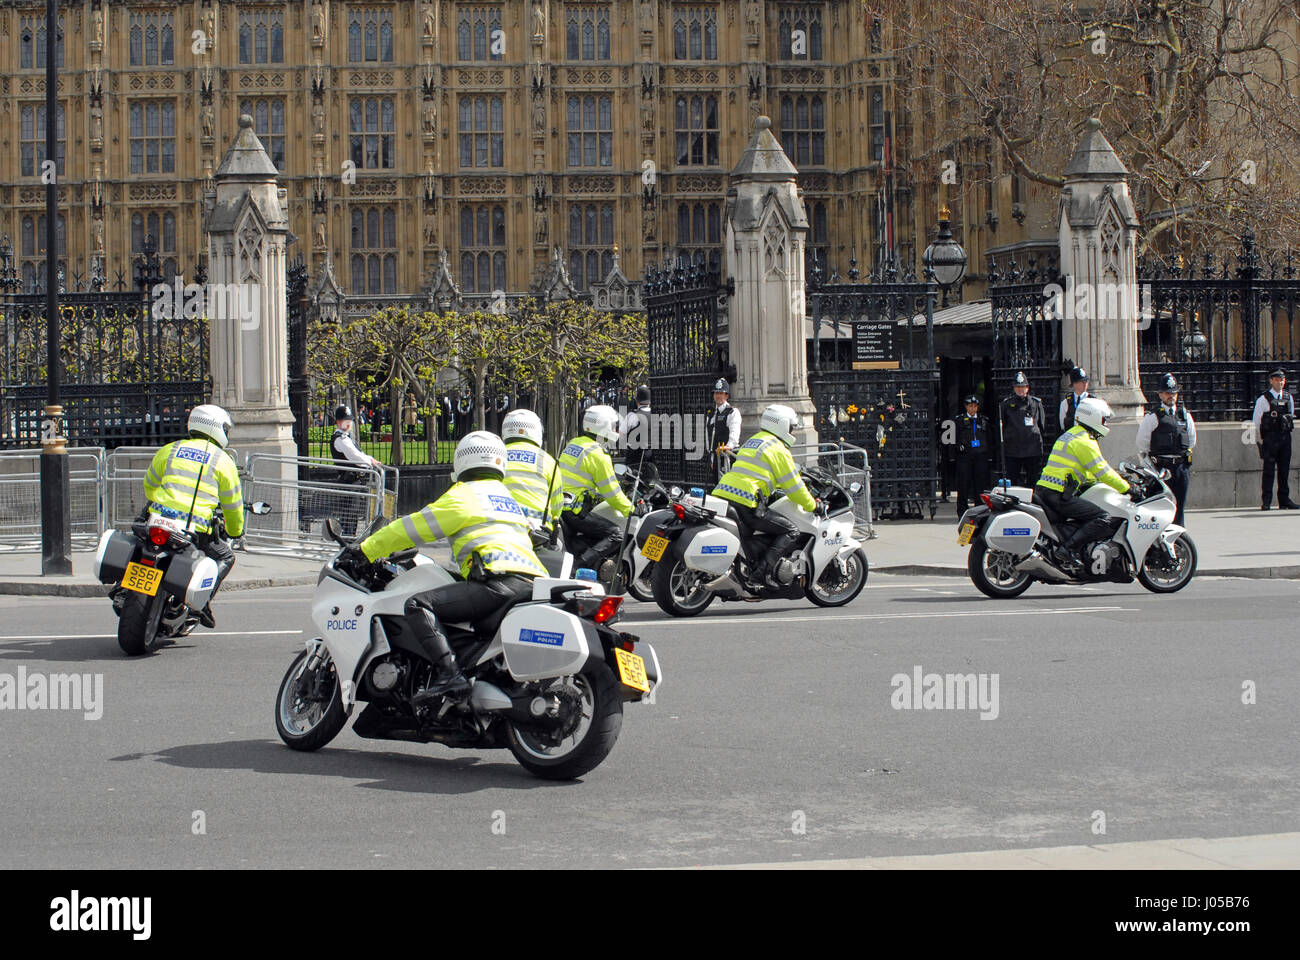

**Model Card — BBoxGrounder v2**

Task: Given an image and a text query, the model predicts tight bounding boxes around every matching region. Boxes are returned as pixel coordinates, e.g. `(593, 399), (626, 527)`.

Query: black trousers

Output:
(955, 456), (991, 515)
(1261, 434), (1293, 506)
(1034, 488), (1111, 550)
(411, 574), (534, 626)
(1152, 458), (1190, 526)
(1003, 455), (1041, 488)
(561, 509), (624, 570)
(332, 477), (369, 538)
(732, 503), (800, 573)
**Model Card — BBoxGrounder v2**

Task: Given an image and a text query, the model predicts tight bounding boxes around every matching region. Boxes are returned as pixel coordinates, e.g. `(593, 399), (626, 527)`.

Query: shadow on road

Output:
(108, 737), (579, 794)
(0, 635), (196, 662)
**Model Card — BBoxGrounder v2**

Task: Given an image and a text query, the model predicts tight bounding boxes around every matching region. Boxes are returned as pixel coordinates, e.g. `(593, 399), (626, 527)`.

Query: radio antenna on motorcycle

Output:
(611, 463), (643, 595)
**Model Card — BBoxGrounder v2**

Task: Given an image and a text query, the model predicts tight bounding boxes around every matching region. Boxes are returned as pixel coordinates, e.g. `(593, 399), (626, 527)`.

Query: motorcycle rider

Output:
(351, 431), (548, 708)
(501, 408), (564, 539)
(711, 403), (818, 588)
(140, 404), (244, 628)
(558, 404), (634, 571)
(1034, 397), (1130, 572)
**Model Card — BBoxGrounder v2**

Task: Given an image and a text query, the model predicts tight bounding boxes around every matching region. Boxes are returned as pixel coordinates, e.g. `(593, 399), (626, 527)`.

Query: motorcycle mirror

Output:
(613, 463), (628, 476)
(251, 501), (272, 515)
(849, 482), (862, 494)
(669, 485), (683, 499)
(324, 517), (348, 546)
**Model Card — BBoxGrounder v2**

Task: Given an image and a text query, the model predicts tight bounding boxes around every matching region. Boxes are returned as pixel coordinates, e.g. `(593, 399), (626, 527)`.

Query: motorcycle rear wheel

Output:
(968, 540), (1033, 599)
(627, 560), (655, 602)
(651, 555), (716, 617)
(507, 667), (623, 780)
(275, 648), (346, 751)
(117, 591), (167, 656)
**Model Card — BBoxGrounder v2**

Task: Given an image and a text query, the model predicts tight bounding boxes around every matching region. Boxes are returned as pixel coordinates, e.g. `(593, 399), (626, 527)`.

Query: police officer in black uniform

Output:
(1252, 368), (1299, 510)
(954, 395), (993, 516)
(1059, 366), (1093, 430)
(999, 371), (1045, 487)
(709, 378), (742, 482)
(330, 404), (381, 535)
(1138, 373), (1196, 526)
(623, 384), (659, 483)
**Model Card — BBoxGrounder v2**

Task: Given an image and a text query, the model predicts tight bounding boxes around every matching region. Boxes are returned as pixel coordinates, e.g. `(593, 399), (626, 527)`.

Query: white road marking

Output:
(0, 629), (303, 640)
(627, 605), (1136, 628)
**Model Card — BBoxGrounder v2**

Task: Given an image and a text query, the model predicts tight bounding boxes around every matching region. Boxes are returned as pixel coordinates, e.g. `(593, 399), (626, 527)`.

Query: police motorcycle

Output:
(957, 460), (1197, 598)
(633, 465), (868, 617)
(93, 502), (274, 655)
(541, 463), (671, 602)
(273, 516), (662, 780)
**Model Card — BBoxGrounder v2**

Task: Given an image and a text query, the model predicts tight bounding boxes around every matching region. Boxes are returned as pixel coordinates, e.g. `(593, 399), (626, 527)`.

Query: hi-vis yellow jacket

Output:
(557, 435), (632, 518)
(143, 437), (244, 536)
(712, 430), (816, 512)
(503, 439), (564, 528)
(1036, 425), (1130, 495)
(360, 478), (548, 579)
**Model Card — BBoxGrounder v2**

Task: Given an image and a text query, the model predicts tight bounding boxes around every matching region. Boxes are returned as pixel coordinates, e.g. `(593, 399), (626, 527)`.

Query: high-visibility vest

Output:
(1036, 425), (1129, 494)
(557, 435), (632, 517)
(143, 437), (244, 536)
(711, 430), (816, 512)
(360, 478), (547, 578)
(503, 439), (563, 527)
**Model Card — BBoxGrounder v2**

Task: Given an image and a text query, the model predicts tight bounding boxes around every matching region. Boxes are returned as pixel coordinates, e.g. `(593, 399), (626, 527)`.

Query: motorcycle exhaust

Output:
(1013, 550), (1072, 582)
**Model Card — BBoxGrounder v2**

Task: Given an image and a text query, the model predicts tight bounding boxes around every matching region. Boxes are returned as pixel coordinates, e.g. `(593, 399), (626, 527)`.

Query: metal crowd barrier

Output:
(0, 447), (106, 550)
(239, 454), (397, 560)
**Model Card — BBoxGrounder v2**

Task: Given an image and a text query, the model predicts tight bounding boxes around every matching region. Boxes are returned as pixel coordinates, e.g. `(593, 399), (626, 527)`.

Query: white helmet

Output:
(759, 404), (801, 446)
(453, 431), (507, 480)
(1074, 397), (1115, 437)
(502, 408), (543, 447)
(188, 404), (233, 447)
(583, 404), (621, 446)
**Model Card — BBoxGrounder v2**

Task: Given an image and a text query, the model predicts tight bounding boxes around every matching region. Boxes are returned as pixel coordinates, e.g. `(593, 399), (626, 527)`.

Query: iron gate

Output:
(643, 260), (733, 486)
(286, 254), (310, 457)
(988, 252), (1065, 451)
(0, 237), (208, 449)
(807, 257), (939, 518)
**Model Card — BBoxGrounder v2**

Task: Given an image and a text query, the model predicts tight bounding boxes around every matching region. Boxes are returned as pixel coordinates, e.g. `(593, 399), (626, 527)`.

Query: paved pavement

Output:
(0, 573), (1295, 869)
(3, 505), (1298, 595)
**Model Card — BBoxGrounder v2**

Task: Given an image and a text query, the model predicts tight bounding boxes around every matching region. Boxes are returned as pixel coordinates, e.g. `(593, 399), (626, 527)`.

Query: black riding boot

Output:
(760, 534), (800, 587)
(405, 601), (470, 707)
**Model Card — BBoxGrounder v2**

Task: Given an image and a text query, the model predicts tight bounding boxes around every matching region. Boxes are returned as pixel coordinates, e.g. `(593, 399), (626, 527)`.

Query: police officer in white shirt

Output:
(709, 378), (742, 482)
(1252, 368), (1299, 509)
(330, 404), (382, 535)
(1137, 373), (1196, 526)
(1059, 366), (1093, 430)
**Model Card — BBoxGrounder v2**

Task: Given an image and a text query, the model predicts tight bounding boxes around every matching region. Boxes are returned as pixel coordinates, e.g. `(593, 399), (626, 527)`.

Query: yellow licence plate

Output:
(957, 522), (977, 546)
(614, 648), (650, 693)
(641, 534), (669, 562)
(122, 562), (163, 596)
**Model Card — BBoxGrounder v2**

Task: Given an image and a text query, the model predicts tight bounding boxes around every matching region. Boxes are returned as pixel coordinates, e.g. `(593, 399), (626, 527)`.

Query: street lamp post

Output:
(921, 203), (969, 308)
(41, 0), (71, 575)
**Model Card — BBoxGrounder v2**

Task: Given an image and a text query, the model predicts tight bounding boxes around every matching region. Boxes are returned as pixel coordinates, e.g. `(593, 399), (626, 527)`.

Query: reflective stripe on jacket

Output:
(359, 478), (547, 578)
(1036, 425), (1129, 495)
(558, 435), (632, 517)
(142, 437), (244, 536)
(503, 440), (564, 526)
(711, 430), (817, 512)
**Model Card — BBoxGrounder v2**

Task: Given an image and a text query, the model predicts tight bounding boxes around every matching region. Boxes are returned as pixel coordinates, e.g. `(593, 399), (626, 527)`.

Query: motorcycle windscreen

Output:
(984, 511), (1041, 556)
(499, 605), (590, 681)
(679, 526), (740, 574)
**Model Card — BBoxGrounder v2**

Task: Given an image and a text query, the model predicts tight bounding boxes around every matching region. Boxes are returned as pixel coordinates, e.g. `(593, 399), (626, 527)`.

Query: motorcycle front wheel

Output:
(117, 591), (167, 656)
(506, 667), (623, 780)
(806, 548), (869, 607)
(967, 539), (1033, 599)
(1137, 532), (1197, 593)
(275, 648), (346, 751)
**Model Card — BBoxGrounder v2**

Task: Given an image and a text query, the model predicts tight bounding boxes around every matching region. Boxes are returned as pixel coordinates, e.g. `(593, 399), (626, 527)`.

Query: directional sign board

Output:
(852, 320), (900, 370)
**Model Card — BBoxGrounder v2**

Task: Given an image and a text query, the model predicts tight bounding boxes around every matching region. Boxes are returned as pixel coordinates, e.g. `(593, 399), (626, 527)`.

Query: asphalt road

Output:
(0, 572), (1296, 869)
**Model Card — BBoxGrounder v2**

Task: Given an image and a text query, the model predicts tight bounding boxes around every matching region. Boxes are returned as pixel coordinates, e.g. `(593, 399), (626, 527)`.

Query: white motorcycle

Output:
(633, 465), (869, 617)
(274, 518), (662, 780)
(958, 460), (1197, 598)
